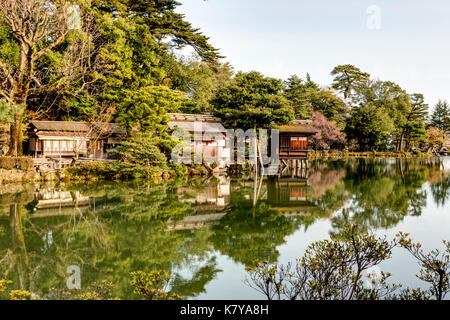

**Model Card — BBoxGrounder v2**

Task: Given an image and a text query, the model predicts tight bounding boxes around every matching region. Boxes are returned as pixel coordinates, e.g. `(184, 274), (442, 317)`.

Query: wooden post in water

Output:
(292, 159), (297, 178)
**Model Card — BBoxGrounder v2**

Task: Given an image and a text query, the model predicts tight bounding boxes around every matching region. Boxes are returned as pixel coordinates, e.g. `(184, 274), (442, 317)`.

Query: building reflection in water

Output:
(1, 157), (446, 230)
(167, 163), (349, 230)
(168, 176), (231, 231)
(32, 189), (90, 218)
(266, 177), (315, 217)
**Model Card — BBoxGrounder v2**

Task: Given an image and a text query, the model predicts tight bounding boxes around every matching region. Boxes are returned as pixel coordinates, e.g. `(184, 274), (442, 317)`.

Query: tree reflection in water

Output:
(0, 157), (448, 299)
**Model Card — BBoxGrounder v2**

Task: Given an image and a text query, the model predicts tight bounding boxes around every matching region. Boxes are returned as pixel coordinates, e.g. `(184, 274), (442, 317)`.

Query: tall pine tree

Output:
(430, 100), (450, 132)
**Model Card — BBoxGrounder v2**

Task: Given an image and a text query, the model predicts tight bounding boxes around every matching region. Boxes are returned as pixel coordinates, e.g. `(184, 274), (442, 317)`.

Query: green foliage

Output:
(69, 140), (171, 180)
(0, 0), (438, 157)
(212, 71), (294, 129)
(66, 161), (112, 178)
(283, 74), (314, 120)
(162, 54), (233, 113)
(0, 21), (19, 68)
(309, 90), (348, 129)
(94, 0), (222, 63)
(331, 64), (370, 100)
(86, 0), (223, 112)
(284, 75), (348, 129)
(94, 13), (162, 101)
(116, 85), (185, 137)
(353, 80), (412, 150)
(210, 200), (296, 266)
(109, 133), (168, 178)
(0, 100), (24, 124)
(346, 104), (395, 150)
(1, 0), (223, 155)
(429, 100), (450, 132)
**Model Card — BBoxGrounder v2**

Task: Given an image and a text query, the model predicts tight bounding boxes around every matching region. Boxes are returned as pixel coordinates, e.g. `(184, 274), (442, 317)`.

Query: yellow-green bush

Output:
(66, 161), (111, 177)
(9, 290), (33, 300)
(79, 161), (109, 174)
(0, 157), (16, 169)
(0, 157), (34, 171)
(130, 271), (182, 300)
(17, 157), (34, 170)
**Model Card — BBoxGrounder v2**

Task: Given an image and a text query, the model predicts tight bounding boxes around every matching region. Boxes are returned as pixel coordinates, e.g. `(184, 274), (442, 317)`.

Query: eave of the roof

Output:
(30, 121), (126, 135)
(168, 113), (222, 123)
(279, 124), (317, 134)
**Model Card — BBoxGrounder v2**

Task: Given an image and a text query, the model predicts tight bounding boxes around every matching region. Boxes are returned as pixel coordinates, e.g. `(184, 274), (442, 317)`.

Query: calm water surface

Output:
(0, 157), (449, 299)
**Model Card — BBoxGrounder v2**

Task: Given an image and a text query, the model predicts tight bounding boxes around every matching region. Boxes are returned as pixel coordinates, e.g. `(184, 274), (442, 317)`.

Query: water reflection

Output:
(0, 157), (449, 299)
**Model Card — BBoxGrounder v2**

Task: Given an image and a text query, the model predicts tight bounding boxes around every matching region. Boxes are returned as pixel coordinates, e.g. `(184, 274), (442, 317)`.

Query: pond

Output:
(0, 157), (449, 299)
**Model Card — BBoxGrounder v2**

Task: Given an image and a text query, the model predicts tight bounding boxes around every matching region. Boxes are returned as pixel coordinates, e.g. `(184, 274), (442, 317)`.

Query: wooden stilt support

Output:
(291, 160), (295, 178)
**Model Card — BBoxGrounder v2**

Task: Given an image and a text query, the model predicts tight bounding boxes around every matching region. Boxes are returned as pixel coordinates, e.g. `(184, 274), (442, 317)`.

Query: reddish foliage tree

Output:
(311, 111), (346, 150)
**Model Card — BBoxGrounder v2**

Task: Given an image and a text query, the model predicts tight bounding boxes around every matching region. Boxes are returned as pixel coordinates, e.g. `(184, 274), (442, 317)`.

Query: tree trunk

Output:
(397, 129), (406, 152)
(257, 136), (264, 176)
(7, 112), (24, 156)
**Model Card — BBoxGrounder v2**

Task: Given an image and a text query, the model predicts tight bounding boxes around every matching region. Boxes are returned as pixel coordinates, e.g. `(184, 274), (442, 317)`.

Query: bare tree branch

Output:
(0, 0), (106, 155)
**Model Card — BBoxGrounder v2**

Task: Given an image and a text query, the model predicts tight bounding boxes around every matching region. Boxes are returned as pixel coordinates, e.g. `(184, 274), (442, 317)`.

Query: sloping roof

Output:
(292, 120), (313, 125)
(30, 121), (126, 135)
(168, 113), (221, 122)
(167, 113), (227, 134)
(280, 120), (317, 134)
(32, 121), (90, 132)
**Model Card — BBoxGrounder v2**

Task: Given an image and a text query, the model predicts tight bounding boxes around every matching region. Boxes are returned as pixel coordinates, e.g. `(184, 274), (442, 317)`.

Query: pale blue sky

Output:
(177, 0), (450, 110)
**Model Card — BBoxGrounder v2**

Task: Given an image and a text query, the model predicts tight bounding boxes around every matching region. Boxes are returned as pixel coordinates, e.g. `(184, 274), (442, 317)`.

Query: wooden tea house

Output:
(27, 121), (126, 159)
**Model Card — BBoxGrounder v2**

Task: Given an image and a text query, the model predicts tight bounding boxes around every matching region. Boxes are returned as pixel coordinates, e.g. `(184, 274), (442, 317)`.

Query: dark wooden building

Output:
(278, 120), (316, 160)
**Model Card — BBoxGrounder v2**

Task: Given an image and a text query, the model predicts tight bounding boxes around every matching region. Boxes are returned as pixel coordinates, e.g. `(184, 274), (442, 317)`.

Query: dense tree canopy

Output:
(345, 78), (431, 151)
(346, 103), (395, 151)
(116, 86), (186, 136)
(283, 75), (314, 119)
(93, 0), (222, 62)
(309, 89), (349, 129)
(162, 55), (233, 113)
(211, 71), (294, 130)
(283, 75), (349, 130)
